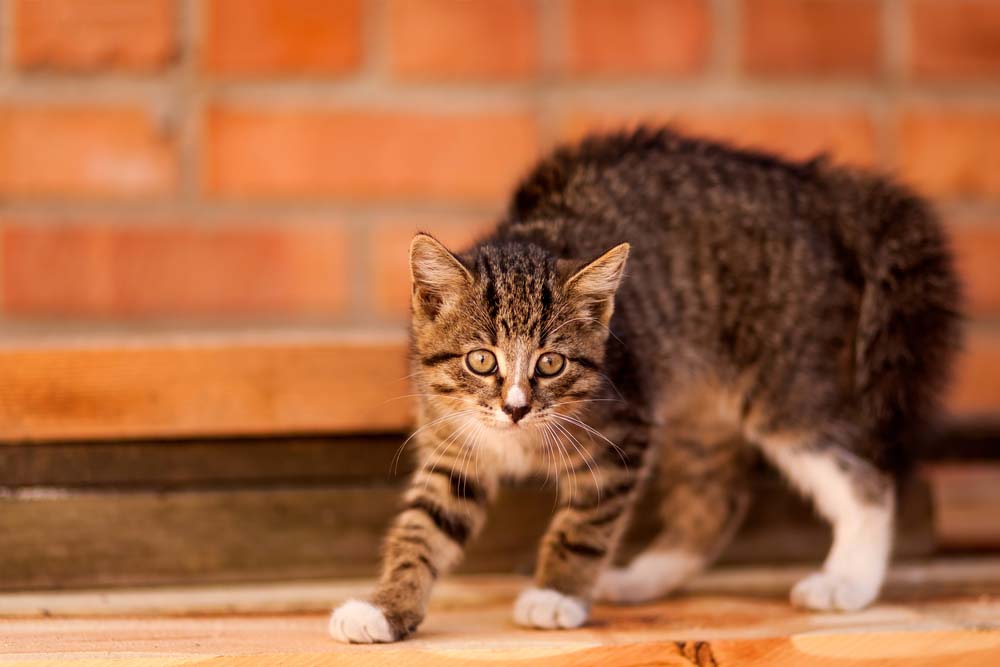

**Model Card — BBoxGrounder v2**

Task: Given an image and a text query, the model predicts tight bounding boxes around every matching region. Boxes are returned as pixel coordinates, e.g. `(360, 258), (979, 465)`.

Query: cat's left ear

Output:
(564, 242), (630, 324)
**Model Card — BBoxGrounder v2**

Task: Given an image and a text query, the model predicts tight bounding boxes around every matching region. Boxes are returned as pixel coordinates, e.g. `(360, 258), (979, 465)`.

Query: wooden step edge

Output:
(0, 325), (997, 443)
(3, 557), (1000, 619)
(0, 328), (412, 442)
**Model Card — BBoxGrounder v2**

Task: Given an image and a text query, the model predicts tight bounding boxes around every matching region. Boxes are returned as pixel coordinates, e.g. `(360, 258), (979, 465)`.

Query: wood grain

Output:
(0, 436), (404, 488)
(923, 463), (1000, 548)
(0, 330), (412, 442)
(0, 473), (933, 591)
(2, 631), (998, 666)
(5, 559), (1000, 617)
(0, 327), (996, 443)
(2, 578), (999, 665)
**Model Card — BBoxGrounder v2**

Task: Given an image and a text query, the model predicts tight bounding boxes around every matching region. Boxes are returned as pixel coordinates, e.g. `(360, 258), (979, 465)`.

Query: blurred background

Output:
(0, 0), (998, 592)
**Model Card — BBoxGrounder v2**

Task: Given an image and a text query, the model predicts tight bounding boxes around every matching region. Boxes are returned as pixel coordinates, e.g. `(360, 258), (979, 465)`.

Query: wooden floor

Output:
(3, 561), (1000, 666)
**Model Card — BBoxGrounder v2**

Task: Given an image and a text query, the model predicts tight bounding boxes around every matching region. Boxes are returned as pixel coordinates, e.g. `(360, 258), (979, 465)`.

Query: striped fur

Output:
(330, 127), (961, 642)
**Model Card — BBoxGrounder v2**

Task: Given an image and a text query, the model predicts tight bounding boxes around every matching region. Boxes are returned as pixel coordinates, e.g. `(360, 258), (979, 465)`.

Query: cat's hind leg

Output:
(594, 434), (750, 604)
(755, 432), (894, 611)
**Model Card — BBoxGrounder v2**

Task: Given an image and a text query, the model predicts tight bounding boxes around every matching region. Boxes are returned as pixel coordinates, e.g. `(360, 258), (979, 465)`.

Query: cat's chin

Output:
(473, 421), (538, 477)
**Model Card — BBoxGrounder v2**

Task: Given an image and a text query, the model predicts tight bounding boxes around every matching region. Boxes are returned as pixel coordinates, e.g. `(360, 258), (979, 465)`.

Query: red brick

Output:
(389, 0), (538, 80)
(202, 0), (362, 76)
(203, 105), (539, 202)
(0, 105), (176, 199)
(948, 328), (1000, 416)
(1, 221), (349, 318)
(897, 109), (1000, 198)
(562, 109), (878, 166)
(741, 0), (881, 77)
(950, 223), (1000, 317)
(566, 0), (710, 76)
(13, 0), (175, 72)
(371, 219), (495, 318)
(908, 0), (1000, 80)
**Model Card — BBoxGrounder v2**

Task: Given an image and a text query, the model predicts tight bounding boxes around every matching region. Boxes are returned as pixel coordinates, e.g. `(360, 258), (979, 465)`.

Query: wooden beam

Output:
(0, 436), (405, 487)
(0, 473), (933, 591)
(4, 559), (1000, 618)
(0, 329), (412, 442)
(1, 629), (997, 667)
(0, 326), (997, 443)
(922, 463), (1000, 549)
(1, 573), (1000, 665)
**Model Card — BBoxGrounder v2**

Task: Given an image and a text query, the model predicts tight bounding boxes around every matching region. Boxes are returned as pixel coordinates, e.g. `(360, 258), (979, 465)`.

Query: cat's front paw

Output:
(790, 571), (879, 612)
(329, 599), (396, 643)
(512, 587), (588, 629)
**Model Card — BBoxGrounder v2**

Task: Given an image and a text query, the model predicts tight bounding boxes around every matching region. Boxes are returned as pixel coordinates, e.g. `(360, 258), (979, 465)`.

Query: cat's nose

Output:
(502, 403), (530, 424)
(503, 384), (530, 424)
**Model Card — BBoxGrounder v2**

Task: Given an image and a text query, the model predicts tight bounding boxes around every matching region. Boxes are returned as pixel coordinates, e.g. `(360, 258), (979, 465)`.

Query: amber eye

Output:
(535, 352), (566, 377)
(466, 349), (498, 375)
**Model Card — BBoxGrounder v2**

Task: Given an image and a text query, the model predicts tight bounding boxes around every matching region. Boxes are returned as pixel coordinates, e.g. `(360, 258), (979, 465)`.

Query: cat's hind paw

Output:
(593, 567), (659, 604)
(512, 587), (588, 629)
(790, 571), (879, 612)
(593, 551), (702, 603)
(329, 599), (396, 643)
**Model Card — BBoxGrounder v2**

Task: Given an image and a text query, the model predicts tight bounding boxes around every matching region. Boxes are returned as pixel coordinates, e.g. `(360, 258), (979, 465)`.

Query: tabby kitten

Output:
(330, 127), (960, 643)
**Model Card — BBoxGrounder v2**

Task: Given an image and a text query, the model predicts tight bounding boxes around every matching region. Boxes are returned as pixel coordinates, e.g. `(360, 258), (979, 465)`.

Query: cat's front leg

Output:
(330, 456), (495, 643)
(515, 420), (648, 630)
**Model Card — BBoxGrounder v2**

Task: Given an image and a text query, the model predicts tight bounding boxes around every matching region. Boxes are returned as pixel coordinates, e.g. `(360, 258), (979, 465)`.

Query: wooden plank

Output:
(0, 475), (934, 591)
(2, 630), (999, 667)
(1, 582), (999, 665)
(0, 326), (996, 443)
(4, 558), (1000, 618)
(921, 417), (1000, 460)
(0, 329), (412, 442)
(0, 436), (405, 488)
(949, 327), (1000, 418)
(0, 485), (546, 590)
(922, 463), (1000, 549)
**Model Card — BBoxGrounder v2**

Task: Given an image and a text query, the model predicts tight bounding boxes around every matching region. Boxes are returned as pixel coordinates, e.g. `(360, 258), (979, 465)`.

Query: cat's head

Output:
(408, 233), (629, 437)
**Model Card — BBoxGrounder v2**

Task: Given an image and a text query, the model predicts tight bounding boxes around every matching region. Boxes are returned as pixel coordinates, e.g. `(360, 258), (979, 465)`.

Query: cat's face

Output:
(408, 234), (628, 445)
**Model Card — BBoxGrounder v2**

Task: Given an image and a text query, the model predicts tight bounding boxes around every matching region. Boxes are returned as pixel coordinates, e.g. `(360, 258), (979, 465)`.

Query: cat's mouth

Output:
(482, 407), (536, 430)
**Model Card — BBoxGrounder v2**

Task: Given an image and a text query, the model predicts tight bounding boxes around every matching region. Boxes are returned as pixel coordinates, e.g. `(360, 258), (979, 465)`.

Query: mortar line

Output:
(3, 72), (1000, 107)
(0, 0), (11, 76)
(3, 192), (993, 228)
(0, 215), (6, 323)
(176, 0), (201, 216)
(534, 0), (566, 150)
(364, 0), (390, 83)
(880, 0), (910, 169)
(0, 0), (12, 325)
(343, 215), (377, 327)
(711, 0), (740, 82)
(342, 0), (390, 326)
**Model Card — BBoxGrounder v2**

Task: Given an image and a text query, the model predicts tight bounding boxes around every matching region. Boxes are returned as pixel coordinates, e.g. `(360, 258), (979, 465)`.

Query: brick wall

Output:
(0, 0), (998, 413)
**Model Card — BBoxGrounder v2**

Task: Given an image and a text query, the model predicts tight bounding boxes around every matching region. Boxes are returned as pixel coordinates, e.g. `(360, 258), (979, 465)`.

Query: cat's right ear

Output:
(409, 233), (472, 319)
(564, 242), (630, 324)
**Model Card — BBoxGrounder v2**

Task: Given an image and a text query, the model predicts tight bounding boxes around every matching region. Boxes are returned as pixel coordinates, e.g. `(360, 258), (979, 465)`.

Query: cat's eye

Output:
(466, 349), (497, 375)
(535, 352), (566, 377)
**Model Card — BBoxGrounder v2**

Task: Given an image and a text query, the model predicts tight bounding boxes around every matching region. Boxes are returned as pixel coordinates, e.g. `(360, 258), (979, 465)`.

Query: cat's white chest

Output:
(478, 426), (538, 479)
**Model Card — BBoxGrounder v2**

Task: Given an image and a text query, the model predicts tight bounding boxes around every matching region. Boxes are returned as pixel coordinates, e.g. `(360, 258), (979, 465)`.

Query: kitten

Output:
(330, 127), (960, 643)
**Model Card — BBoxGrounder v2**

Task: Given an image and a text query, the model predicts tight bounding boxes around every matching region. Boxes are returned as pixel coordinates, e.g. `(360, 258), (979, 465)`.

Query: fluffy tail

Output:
(852, 186), (962, 462)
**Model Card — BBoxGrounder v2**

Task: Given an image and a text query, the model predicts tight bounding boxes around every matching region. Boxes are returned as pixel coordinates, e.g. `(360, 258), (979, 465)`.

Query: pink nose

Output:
(502, 403), (530, 423)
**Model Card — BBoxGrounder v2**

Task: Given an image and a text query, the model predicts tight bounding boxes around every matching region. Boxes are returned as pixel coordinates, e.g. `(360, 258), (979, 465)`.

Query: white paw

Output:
(594, 568), (658, 604)
(513, 587), (588, 629)
(329, 599), (396, 643)
(790, 571), (879, 612)
(593, 552), (701, 603)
